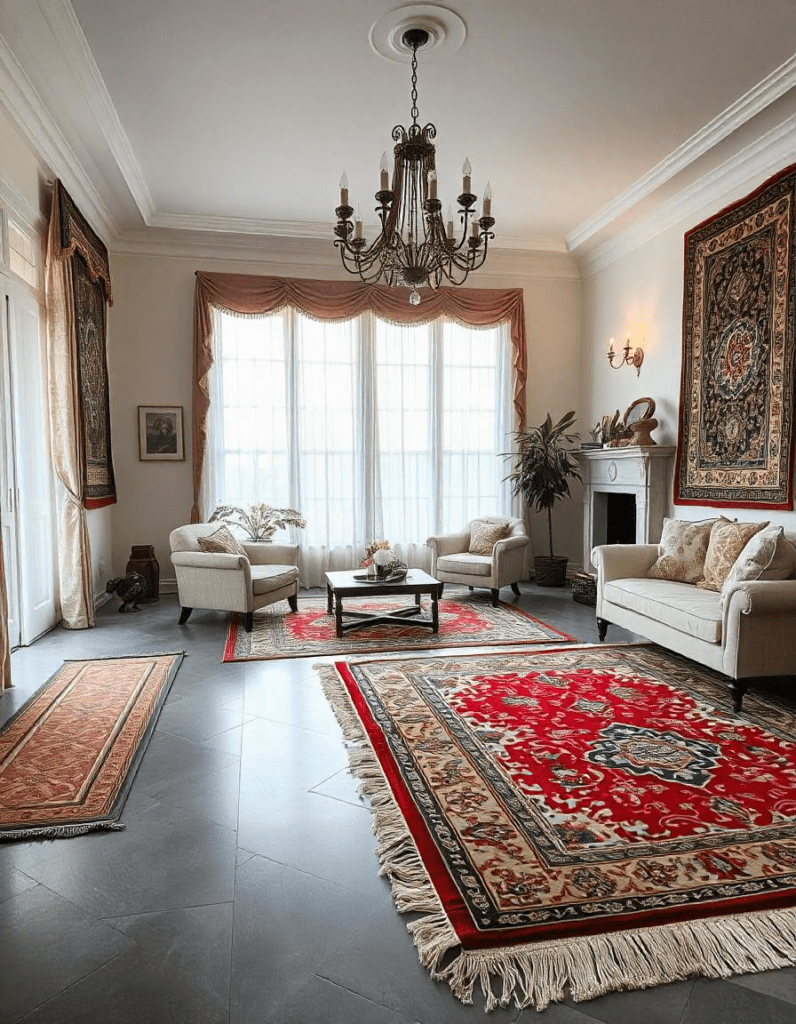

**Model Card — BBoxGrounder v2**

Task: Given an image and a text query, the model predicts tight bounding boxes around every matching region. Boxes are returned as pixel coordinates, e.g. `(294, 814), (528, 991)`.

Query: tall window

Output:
(205, 306), (513, 585)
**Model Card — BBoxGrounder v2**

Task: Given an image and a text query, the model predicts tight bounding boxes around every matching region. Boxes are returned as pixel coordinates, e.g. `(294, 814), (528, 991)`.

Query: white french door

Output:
(0, 278), (57, 647)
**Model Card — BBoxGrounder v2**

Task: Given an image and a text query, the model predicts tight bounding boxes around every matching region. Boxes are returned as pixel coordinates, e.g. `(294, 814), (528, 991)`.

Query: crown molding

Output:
(36, 0), (155, 223)
(577, 110), (796, 279)
(0, 25), (117, 240)
(566, 51), (796, 253)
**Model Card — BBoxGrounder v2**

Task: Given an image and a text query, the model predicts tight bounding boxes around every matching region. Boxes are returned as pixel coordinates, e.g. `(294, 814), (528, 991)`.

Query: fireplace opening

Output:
(592, 491), (637, 548)
(606, 493), (637, 545)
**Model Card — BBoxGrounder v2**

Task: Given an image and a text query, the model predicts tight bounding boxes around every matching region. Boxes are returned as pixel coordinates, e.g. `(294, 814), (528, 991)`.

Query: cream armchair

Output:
(169, 524), (300, 632)
(426, 515), (529, 607)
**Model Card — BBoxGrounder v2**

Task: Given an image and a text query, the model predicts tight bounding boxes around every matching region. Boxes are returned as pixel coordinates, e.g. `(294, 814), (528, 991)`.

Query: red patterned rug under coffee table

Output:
(223, 588), (575, 661)
(319, 644), (796, 1011)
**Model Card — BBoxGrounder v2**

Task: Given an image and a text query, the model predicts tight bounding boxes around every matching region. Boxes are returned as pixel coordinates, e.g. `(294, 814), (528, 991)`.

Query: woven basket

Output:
(534, 556), (568, 587)
(571, 572), (597, 606)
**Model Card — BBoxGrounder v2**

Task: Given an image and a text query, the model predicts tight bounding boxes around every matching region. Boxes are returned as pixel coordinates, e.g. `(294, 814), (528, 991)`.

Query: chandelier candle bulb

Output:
(428, 170), (438, 200)
(483, 182), (492, 218)
(462, 157), (472, 195)
(380, 152), (390, 190)
(609, 337), (616, 355)
(354, 206), (363, 238)
(339, 172), (349, 207)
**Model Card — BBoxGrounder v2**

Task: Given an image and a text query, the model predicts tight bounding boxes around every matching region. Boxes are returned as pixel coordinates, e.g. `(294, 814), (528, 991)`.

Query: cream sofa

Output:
(169, 523), (299, 631)
(592, 530), (796, 712)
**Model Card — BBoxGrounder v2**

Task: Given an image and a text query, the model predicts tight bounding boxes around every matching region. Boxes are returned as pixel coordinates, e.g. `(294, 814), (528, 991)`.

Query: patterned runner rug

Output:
(224, 591), (575, 661)
(0, 653), (182, 841)
(319, 645), (796, 1011)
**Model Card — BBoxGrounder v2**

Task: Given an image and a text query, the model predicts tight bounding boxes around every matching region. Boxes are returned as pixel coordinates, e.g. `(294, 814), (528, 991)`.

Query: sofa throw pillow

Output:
(647, 517), (718, 584)
(698, 519), (768, 592)
(720, 526), (795, 607)
(197, 525), (247, 556)
(469, 520), (508, 555)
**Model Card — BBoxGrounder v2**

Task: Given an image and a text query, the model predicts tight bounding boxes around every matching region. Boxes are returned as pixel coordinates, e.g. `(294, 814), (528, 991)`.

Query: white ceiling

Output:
(2, 0), (796, 260)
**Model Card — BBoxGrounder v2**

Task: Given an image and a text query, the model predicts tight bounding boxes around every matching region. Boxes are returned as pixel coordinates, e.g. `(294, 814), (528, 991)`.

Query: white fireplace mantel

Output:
(575, 446), (676, 571)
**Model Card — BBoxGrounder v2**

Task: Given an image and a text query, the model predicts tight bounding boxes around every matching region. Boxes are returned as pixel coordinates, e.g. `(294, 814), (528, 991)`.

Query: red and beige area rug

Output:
(319, 645), (796, 1011)
(0, 653), (182, 841)
(224, 592), (574, 662)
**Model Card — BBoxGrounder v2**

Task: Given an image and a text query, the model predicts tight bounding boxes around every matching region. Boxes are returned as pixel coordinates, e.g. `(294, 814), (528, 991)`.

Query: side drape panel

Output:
(45, 181), (115, 629)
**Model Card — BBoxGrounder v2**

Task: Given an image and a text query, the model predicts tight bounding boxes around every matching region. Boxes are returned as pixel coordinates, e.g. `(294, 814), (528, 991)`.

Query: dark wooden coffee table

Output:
(325, 569), (440, 638)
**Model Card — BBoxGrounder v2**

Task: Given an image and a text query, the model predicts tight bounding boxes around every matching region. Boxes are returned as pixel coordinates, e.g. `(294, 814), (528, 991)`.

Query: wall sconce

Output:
(607, 334), (644, 376)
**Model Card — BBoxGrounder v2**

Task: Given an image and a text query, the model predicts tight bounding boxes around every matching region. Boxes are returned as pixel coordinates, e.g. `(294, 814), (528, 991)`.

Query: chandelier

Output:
(333, 28), (494, 304)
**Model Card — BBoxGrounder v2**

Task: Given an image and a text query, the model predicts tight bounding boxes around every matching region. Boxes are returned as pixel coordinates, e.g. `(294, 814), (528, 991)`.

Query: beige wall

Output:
(106, 249), (584, 583)
(581, 170), (796, 570)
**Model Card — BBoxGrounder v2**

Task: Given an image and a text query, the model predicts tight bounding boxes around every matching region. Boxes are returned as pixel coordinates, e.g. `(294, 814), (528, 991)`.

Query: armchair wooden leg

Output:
(597, 617), (609, 642)
(178, 606), (193, 625)
(510, 582), (521, 596)
(491, 588), (499, 607)
(729, 680), (748, 713)
(437, 583), (445, 598)
(244, 612), (254, 632)
(287, 593), (298, 612)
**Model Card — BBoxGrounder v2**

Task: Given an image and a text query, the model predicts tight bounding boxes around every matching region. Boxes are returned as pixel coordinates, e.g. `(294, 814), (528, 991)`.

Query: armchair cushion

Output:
(437, 553), (493, 577)
(468, 519), (508, 555)
(251, 564), (300, 595)
(198, 525), (247, 556)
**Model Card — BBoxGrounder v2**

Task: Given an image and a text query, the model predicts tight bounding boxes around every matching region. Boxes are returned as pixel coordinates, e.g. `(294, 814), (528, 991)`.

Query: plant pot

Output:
(534, 555), (568, 587)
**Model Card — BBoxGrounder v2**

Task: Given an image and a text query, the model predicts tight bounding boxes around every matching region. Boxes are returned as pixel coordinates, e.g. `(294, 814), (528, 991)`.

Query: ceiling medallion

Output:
(334, 10), (493, 304)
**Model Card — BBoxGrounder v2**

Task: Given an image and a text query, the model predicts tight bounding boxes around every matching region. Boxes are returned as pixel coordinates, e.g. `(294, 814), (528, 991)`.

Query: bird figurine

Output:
(106, 573), (146, 612)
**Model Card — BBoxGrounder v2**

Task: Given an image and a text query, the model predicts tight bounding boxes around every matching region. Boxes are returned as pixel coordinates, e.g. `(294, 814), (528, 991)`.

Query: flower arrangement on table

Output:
(360, 540), (407, 578)
(209, 503), (307, 542)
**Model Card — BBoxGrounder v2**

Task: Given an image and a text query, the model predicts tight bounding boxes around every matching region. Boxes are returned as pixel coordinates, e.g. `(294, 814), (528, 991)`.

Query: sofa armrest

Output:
(724, 578), (796, 617)
(592, 544), (658, 583)
(243, 542), (299, 566)
(171, 551), (249, 571)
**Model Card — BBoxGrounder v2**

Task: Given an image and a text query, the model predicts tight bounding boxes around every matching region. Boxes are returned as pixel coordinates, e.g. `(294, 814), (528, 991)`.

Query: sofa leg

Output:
(287, 593), (298, 612)
(178, 606), (193, 625)
(491, 588), (499, 607)
(244, 612), (254, 633)
(510, 582), (521, 596)
(596, 617), (609, 642)
(729, 680), (748, 713)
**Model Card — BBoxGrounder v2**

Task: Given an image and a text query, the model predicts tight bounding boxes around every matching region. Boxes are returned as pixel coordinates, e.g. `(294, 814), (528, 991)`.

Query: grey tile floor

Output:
(2, 585), (795, 1023)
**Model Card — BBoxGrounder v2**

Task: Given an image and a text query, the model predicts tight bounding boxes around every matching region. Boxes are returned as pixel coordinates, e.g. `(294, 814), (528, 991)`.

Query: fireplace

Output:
(576, 446), (676, 571)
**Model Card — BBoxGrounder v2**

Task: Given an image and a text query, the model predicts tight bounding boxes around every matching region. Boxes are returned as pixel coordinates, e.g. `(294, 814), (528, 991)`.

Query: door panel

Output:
(7, 287), (57, 643)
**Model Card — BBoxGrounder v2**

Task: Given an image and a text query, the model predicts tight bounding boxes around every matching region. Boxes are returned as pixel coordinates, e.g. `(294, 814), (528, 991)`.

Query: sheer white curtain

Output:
(203, 306), (513, 587)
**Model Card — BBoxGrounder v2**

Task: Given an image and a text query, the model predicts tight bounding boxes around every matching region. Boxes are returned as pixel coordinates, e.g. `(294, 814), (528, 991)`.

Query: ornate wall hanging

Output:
(675, 164), (796, 508)
(51, 180), (116, 509)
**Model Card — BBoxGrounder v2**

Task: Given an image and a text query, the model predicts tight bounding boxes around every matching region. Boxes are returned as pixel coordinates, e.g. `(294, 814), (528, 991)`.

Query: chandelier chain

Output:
(409, 43), (420, 125)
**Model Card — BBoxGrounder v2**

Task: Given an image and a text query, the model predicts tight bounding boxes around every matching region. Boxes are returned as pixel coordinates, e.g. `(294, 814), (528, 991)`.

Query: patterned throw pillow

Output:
(197, 525), (247, 556)
(469, 520), (508, 555)
(647, 517), (718, 584)
(697, 519), (768, 592)
(720, 526), (796, 606)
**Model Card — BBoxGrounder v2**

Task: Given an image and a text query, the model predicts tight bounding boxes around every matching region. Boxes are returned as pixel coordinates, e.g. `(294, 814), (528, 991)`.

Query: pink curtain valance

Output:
(192, 273), (527, 521)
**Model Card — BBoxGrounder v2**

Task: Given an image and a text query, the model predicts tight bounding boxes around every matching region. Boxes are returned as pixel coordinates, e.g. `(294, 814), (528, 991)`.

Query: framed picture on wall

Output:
(138, 406), (185, 461)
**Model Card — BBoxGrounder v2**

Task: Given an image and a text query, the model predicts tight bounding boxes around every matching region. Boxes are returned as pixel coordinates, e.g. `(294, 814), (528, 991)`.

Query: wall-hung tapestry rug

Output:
(319, 645), (796, 1011)
(675, 162), (796, 508)
(224, 591), (574, 662)
(0, 654), (183, 841)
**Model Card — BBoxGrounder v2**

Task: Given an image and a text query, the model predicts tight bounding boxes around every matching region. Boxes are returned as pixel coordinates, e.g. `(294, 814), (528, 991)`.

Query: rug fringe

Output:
(0, 820), (126, 841)
(316, 662), (796, 1013)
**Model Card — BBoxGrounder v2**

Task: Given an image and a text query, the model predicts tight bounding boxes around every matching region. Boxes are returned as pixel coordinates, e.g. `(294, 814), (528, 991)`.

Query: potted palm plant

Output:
(504, 411), (581, 586)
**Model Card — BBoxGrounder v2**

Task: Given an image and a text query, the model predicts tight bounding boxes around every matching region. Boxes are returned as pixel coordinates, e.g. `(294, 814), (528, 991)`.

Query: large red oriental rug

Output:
(224, 591), (574, 662)
(0, 653), (182, 841)
(319, 645), (796, 1011)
